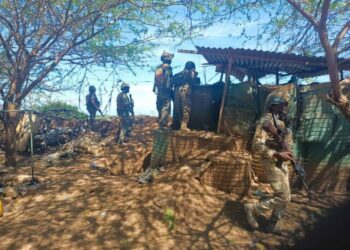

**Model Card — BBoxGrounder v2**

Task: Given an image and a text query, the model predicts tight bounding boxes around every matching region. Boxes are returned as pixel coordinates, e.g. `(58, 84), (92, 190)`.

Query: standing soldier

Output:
(86, 85), (101, 129)
(172, 61), (200, 131)
(244, 94), (293, 232)
(116, 82), (134, 145)
(153, 51), (174, 129)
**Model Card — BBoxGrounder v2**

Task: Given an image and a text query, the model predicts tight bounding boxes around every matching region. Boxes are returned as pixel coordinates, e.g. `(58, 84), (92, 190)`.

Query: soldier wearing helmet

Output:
(116, 82), (134, 145)
(86, 85), (101, 129)
(171, 61), (200, 131)
(244, 92), (293, 232)
(153, 51), (174, 129)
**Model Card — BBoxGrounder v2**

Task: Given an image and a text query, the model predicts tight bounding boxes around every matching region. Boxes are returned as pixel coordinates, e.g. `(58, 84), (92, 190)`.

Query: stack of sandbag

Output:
(198, 151), (252, 196)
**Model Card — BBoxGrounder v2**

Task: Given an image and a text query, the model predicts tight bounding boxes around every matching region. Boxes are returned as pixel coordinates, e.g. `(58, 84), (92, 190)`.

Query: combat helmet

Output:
(89, 85), (96, 93)
(184, 61), (196, 70)
(266, 94), (289, 108)
(160, 51), (174, 62)
(121, 82), (130, 90)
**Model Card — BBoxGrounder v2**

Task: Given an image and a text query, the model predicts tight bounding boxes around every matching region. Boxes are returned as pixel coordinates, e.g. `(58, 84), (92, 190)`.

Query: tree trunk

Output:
(3, 102), (18, 168)
(319, 30), (350, 122)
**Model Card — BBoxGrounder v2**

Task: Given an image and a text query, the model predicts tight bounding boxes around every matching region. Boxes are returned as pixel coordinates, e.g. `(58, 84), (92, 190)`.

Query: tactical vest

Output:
(86, 93), (99, 110)
(172, 69), (200, 87)
(154, 63), (172, 89)
(117, 93), (131, 112)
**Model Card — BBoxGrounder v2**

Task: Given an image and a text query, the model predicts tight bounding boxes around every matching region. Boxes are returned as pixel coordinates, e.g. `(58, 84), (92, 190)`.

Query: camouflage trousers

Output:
(173, 84), (191, 129)
(117, 111), (133, 144)
(253, 162), (291, 219)
(156, 88), (172, 128)
(87, 108), (97, 130)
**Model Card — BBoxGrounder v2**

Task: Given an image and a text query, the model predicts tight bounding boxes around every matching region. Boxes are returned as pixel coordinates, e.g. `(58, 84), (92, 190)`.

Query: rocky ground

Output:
(0, 116), (349, 250)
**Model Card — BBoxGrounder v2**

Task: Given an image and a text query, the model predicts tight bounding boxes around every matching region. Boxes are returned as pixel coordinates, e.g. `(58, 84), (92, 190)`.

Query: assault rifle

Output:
(97, 109), (104, 117)
(264, 115), (309, 191)
(129, 94), (134, 117)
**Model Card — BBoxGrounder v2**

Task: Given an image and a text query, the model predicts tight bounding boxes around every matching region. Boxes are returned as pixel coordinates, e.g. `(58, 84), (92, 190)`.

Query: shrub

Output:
(36, 101), (87, 120)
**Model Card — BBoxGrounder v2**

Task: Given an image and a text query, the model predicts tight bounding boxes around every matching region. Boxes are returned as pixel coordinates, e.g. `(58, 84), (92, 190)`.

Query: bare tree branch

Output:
(286, 0), (319, 28)
(319, 0), (331, 30)
(333, 20), (350, 50)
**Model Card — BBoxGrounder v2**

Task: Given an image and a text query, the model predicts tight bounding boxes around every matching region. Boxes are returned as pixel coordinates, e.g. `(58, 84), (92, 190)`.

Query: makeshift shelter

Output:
(148, 46), (350, 193)
(180, 46), (350, 192)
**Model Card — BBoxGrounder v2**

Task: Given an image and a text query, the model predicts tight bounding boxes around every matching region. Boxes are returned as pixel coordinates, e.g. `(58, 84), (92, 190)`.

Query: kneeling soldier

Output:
(245, 94), (293, 232)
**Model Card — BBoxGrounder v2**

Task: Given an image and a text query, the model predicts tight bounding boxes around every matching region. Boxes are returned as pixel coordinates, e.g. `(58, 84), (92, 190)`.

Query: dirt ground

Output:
(0, 116), (349, 250)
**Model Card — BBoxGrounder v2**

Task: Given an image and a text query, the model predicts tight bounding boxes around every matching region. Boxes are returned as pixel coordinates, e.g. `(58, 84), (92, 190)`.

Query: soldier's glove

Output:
(274, 151), (294, 162)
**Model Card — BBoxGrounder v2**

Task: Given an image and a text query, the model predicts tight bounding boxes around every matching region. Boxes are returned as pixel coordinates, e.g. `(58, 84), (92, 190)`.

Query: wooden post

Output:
(276, 70), (280, 85)
(219, 71), (224, 83)
(217, 58), (233, 134)
(28, 111), (35, 183)
(340, 70), (344, 80)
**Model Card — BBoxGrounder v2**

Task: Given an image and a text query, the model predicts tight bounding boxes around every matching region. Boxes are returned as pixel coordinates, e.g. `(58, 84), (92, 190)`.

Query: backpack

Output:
(154, 64), (172, 89)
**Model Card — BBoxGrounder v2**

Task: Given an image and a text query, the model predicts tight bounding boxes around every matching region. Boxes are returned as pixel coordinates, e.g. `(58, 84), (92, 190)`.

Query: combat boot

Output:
(180, 121), (190, 132)
(159, 124), (170, 130)
(244, 203), (259, 230)
(264, 212), (280, 233)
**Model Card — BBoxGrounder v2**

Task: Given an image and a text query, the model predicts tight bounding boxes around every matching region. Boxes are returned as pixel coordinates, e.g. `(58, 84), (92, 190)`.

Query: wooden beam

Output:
(217, 58), (233, 134)
(219, 71), (224, 82)
(178, 49), (198, 54)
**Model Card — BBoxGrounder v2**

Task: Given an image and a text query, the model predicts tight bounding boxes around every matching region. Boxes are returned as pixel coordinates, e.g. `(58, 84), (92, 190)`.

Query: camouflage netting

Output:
(222, 81), (258, 144)
(149, 130), (235, 168)
(219, 80), (350, 192)
(198, 151), (252, 195)
(295, 83), (350, 192)
(148, 130), (252, 196)
(146, 80), (349, 194)
(189, 83), (223, 131)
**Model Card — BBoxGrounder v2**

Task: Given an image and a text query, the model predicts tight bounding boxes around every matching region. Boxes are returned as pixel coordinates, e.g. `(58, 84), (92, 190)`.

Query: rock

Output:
(14, 174), (34, 184)
(91, 158), (110, 169)
(19, 187), (28, 197)
(99, 136), (115, 147)
(4, 186), (18, 199)
(90, 158), (122, 175)
(42, 152), (61, 167)
(0, 174), (15, 186)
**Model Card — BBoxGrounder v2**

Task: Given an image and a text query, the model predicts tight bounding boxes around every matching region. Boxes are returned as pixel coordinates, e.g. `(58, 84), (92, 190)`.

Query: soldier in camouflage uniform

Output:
(86, 85), (100, 129)
(172, 61), (200, 131)
(153, 51), (174, 129)
(116, 83), (134, 145)
(245, 94), (293, 232)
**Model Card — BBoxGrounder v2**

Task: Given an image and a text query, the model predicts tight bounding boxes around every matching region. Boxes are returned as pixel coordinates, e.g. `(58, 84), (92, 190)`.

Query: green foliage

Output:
(163, 208), (175, 232)
(188, 0), (349, 59)
(36, 101), (87, 120)
(0, 0), (212, 106)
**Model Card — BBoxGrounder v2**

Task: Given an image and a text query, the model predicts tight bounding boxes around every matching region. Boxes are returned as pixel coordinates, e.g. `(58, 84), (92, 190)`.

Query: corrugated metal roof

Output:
(195, 46), (350, 79)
